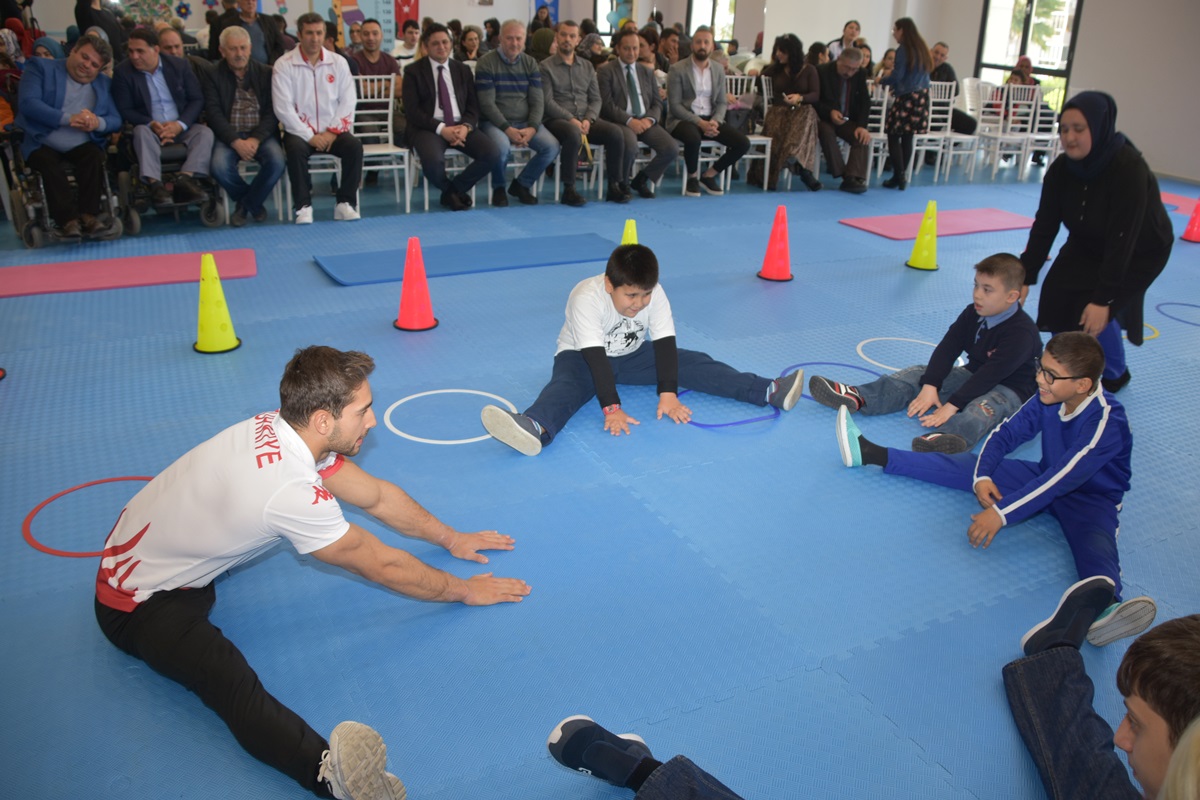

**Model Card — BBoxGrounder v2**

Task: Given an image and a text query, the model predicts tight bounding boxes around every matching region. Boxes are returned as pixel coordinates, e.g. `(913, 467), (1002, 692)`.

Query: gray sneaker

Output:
(768, 369), (804, 411)
(317, 722), (403, 800)
(481, 405), (542, 456)
(1087, 596), (1157, 647)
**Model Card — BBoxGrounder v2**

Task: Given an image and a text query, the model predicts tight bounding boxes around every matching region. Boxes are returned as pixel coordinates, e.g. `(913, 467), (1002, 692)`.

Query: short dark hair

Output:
(693, 25), (713, 37)
(1043, 332), (1105, 388)
(324, 21), (339, 41)
(660, 28), (679, 42)
(422, 23), (451, 44)
(1117, 615), (1200, 746)
(934, 41), (950, 50)
(606, 244), (659, 290)
(279, 347), (376, 428)
(73, 31), (113, 66)
(361, 18), (381, 30)
(638, 25), (659, 48)
(613, 28), (639, 48)
(403, 19), (420, 33)
(128, 27), (158, 48)
(556, 20), (579, 32)
(296, 12), (325, 32)
(974, 253), (1025, 293)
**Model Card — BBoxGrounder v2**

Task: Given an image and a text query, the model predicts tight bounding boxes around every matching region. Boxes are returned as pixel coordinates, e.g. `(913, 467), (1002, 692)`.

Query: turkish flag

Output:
(395, 0), (419, 23)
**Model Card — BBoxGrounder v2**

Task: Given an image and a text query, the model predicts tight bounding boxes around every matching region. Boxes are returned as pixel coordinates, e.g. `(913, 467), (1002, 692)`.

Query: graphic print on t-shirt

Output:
(605, 317), (646, 357)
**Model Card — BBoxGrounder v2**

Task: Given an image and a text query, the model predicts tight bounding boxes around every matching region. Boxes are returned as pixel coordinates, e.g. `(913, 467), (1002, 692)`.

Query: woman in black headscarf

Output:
(1019, 91), (1173, 391)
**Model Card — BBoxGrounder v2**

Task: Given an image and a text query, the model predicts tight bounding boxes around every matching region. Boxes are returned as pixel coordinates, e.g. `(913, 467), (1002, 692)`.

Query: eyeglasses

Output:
(1035, 359), (1085, 384)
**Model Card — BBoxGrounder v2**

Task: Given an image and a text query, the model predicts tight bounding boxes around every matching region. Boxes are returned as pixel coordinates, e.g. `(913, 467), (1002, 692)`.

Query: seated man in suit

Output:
(814, 46), (871, 194)
(930, 42), (977, 136)
(14, 32), (121, 239)
(272, 11), (362, 224)
(597, 28), (678, 200)
(665, 26), (749, 197)
(402, 22), (500, 212)
(202, 25), (285, 226)
(474, 19), (559, 207)
(113, 27), (214, 206)
(540, 19), (629, 207)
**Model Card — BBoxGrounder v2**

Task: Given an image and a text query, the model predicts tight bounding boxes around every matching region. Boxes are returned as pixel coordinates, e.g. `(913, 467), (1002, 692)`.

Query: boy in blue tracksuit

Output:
(835, 331), (1156, 649)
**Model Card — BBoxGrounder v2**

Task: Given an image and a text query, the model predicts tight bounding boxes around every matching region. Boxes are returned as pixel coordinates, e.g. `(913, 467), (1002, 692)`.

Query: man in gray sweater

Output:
(474, 19), (561, 206)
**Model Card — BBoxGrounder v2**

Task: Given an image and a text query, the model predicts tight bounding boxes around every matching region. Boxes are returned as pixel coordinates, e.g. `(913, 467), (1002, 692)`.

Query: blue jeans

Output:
(885, 451), (1124, 598)
(480, 121), (560, 189)
(1002, 647), (1141, 800)
(856, 365), (1023, 448)
(525, 341), (772, 445)
(636, 756), (745, 800)
(210, 136), (286, 217)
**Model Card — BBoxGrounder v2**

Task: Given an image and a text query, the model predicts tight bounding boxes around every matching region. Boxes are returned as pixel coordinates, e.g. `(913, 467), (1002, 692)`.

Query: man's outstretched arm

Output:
(311, 524), (530, 606)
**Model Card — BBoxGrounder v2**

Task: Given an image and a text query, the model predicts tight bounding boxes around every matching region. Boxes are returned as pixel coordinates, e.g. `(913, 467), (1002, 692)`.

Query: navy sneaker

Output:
(1087, 596), (1157, 646)
(835, 406), (863, 467)
(547, 715), (652, 786)
(809, 376), (864, 412)
(1021, 576), (1116, 656)
(768, 369), (805, 411)
(481, 405), (542, 456)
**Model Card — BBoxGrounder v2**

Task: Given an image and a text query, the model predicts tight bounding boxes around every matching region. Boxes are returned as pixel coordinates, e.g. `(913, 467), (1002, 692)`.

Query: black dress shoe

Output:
(882, 175), (907, 190)
(798, 168), (823, 192)
(492, 186), (509, 207)
(508, 179), (538, 205)
(148, 180), (173, 206)
(457, 191), (473, 208)
(606, 181), (630, 203)
(562, 185), (587, 207)
(630, 172), (655, 199)
(1101, 369), (1131, 394)
(440, 190), (468, 211)
(839, 178), (867, 194)
(173, 174), (208, 204)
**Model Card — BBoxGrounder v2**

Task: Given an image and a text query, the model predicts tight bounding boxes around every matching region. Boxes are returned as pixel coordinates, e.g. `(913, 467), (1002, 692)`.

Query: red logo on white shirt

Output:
(312, 486), (334, 504)
(253, 413), (282, 469)
(327, 74), (335, 83)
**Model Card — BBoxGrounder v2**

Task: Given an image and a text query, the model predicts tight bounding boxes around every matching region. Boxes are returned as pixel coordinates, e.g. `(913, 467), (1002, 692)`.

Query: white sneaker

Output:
(295, 205), (313, 224)
(1087, 596), (1157, 646)
(317, 721), (403, 800)
(334, 202), (361, 221)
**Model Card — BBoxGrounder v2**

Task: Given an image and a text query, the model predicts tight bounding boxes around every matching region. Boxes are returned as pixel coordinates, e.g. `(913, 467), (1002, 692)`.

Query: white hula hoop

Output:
(857, 337), (965, 372)
(384, 389), (518, 445)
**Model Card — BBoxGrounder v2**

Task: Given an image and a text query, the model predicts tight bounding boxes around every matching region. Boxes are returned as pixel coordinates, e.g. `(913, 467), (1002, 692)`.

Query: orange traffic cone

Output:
(757, 205), (793, 281)
(1182, 201), (1200, 243)
(393, 237), (439, 331)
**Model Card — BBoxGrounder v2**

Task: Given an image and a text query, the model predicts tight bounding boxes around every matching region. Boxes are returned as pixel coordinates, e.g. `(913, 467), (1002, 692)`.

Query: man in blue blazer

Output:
(112, 27), (213, 206)
(15, 32), (122, 239)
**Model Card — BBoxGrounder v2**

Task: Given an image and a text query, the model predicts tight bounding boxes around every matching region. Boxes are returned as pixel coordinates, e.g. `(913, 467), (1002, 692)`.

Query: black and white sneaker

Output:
(809, 375), (864, 412)
(912, 432), (969, 454)
(684, 177), (701, 197)
(768, 369), (805, 411)
(481, 405), (542, 456)
(1020, 576), (1116, 656)
(699, 174), (724, 195)
(547, 715), (652, 786)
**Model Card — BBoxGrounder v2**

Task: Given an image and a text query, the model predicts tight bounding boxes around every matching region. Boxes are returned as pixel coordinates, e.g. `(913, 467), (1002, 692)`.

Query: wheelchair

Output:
(112, 131), (226, 233)
(2, 128), (125, 249)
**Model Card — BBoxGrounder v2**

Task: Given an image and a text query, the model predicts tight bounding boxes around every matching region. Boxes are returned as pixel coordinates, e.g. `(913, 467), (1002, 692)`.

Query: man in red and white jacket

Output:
(272, 11), (363, 224)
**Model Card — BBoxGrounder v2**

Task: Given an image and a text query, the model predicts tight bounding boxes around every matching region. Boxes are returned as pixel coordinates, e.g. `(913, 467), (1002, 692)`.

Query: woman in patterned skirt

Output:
(878, 17), (932, 190)
(748, 34), (821, 191)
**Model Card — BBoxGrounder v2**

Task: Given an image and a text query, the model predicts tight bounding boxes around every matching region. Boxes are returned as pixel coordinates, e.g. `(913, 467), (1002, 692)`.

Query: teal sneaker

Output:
(836, 406), (863, 467)
(1087, 596), (1157, 646)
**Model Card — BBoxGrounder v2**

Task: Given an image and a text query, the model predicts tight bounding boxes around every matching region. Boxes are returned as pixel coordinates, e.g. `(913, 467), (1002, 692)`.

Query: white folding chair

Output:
(1025, 93), (1060, 171)
(908, 81), (955, 182)
(979, 83), (1039, 179)
(866, 83), (891, 179)
(352, 75), (411, 213)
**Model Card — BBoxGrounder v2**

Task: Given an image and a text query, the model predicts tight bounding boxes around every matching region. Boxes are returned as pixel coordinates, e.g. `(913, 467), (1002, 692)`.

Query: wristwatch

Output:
(602, 404), (621, 416)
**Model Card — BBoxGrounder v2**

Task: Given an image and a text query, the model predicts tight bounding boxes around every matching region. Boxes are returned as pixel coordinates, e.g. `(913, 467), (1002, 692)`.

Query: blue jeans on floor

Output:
(855, 365), (1023, 448)
(210, 136), (286, 217)
(885, 451), (1124, 598)
(525, 341), (772, 445)
(636, 756), (745, 800)
(481, 121), (560, 189)
(1096, 320), (1127, 380)
(1003, 647), (1141, 800)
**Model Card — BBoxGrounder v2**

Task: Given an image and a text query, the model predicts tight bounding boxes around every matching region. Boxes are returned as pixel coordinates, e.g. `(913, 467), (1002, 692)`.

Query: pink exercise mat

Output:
(1160, 192), (1197, 216)
(839, 208), (1035, 240)
(0, 248), (256, 298)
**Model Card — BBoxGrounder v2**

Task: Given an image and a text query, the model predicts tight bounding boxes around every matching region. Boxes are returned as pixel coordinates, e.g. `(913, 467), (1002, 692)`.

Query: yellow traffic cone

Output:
(194, 253), (242, 353)
(905, 200), (939, 271)
(621, 219), (638, 245)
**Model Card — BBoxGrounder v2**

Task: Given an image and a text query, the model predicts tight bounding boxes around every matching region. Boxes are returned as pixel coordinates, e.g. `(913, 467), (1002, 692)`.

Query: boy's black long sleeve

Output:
(581, 347), (621, 408)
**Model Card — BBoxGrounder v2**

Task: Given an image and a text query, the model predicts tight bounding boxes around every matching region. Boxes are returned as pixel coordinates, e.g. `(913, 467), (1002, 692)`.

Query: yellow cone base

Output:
(194, 338), (242, 354)
(904, 261), (939, 271)
(905, 200), (939, 271)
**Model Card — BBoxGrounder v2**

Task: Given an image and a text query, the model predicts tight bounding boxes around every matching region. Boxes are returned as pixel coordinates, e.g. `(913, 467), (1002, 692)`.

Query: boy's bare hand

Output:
(919, 402), (959, 428)
(603, 408), (640, 436)
(907, 384), (941, 418)
(974, 478), (1003, 508)
(657, 393), (692, 424)
(967, 507), (1003, 548)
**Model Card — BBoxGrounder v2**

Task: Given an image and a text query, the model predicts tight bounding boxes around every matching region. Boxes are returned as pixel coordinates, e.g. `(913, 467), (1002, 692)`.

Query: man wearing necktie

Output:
(597, 28), (679, 199)
(401, 23), (500, 211)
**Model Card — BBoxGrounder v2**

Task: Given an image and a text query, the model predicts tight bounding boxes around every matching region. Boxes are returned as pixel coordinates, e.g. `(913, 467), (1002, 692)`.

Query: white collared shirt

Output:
(690, 60), (712, 117)
(430, 57), (463, 134)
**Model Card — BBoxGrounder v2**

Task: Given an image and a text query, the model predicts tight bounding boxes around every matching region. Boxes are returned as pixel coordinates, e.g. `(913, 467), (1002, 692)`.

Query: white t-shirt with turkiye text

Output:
(96, 412), (350, 611)
(555, 275), (676, 357)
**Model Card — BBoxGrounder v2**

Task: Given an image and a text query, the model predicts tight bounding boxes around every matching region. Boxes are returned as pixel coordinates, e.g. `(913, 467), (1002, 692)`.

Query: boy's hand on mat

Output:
(919, 402), (958, 428)
(907, 385), (941, 418)
(604, 409), (640, 436)
(967, 507), (1003, 548)
(462, 573), (532, 606)
(447, 531), (516, 564)
(657, 393), (692, 424)
(974, 479), (1003, 508)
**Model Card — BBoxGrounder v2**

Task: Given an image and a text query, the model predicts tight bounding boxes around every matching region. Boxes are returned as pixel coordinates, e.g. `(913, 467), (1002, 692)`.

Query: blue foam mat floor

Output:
(2, 164), (1199, 799)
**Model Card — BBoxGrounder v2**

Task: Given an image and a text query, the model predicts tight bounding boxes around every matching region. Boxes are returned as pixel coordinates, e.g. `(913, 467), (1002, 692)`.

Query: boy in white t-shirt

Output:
(480, 243), (803, 456)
